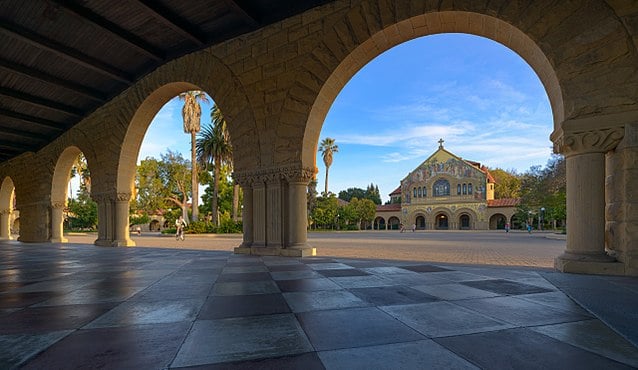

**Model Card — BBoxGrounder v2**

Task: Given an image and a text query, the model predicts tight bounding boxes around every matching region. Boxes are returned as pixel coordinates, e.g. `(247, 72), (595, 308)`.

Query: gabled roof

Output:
(400, 143), (487, 184)
(488, 198), (520, 207)
(389, 186), (401, 196)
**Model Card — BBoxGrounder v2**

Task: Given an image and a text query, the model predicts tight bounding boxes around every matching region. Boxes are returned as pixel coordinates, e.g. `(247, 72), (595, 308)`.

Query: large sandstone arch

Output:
(50, 146), (85, 243)
(0, 177), (15, 240)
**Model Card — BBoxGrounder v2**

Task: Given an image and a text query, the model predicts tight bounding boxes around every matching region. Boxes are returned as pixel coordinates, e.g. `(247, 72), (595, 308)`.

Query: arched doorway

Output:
(416, 215), (425, 230)
(373, 217), (386, 230)
(435, 213), (449, 230)
(490, 214), (507, 230)
(388, 217), (400, 230)
(459, 214), (471, 230)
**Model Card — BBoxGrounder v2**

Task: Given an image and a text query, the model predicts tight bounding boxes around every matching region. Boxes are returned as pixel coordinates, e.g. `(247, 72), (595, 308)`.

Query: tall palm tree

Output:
(179, 91), (209, 222)
(319, 137), (339, 195)
(196, 104), (233, 226)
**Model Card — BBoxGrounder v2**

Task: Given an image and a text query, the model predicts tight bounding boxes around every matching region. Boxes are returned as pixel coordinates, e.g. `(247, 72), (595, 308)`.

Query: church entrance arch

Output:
(490, 214), (507, 230)
(435, 213), (449, 230)
(416, 215), (425, 230)
(459, 214), (471, 230)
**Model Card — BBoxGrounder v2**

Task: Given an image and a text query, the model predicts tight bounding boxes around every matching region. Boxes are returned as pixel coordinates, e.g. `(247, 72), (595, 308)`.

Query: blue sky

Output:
(140, 33), (553, 203)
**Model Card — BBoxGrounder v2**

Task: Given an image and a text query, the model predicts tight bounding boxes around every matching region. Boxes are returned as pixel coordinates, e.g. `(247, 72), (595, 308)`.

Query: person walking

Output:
(175, 215), (187, 241)
(505, 223), (510, 233)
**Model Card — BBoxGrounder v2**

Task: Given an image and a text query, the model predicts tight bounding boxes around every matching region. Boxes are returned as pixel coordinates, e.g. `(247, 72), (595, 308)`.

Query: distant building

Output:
(374, 140), (519, 230)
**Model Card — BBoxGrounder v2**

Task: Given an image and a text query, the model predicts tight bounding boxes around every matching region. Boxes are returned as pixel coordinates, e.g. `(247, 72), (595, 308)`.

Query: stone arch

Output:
(373, 216), (385, 230)
(50, 146), (85, 243)
(490, 213), (508, 230)
(387, 216), (401, 230)
(0, 177), (15, 240)
(455, 208), (478, 230)
(432, 209), (452, 230)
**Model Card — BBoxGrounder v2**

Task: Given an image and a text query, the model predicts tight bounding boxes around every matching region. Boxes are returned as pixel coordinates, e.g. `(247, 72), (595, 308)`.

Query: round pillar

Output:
(113, 193), (135, 247)
(240, 183), (253, 247)
(553, 127), (624, 274)
(50, 202), (67, 243)
(287, 181), (308, 247)
(0, 209), (12, 240)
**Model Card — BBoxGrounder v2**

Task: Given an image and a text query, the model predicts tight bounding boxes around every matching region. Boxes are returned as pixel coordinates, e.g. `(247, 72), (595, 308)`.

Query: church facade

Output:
(374, 141), (519, 231)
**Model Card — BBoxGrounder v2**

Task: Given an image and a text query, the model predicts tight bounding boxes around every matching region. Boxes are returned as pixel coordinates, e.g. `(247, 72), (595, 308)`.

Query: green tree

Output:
(196, 104), (233, 225)
(135, 157), (168, 213)
(67, 186), (97, 230)
(338, 187), (366, 202)
(490, 168), (521, 199)
(311, 195), (339, 229)
(365, 183), (382, 205)
(318, 137), (339, 195)
(179, 90), (209, 222)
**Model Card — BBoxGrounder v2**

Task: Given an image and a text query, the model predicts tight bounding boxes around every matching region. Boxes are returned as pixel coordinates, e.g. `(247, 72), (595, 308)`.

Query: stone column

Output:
(93, 193), (112, 246)
(554, 128), (624, 275)
(50, 202), (67, 243)
(16, 202), (50, 242)
(252, 179), (267, 247)
(233, 173), (254, 253)
(113, 192), (135, 247)
(0, 209), (12, 240)
(265, 174), (283, 249)
(283, 167), (316, 256)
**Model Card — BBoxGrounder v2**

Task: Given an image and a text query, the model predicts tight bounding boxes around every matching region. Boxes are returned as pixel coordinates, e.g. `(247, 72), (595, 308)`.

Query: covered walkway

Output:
(1, 242), (637, 369)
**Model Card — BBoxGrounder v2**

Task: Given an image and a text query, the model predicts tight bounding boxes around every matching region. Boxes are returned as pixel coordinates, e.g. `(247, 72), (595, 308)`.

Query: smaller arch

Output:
(434, 212), (450, 230)
(415, 215), (426, 230)
(433, 179), (451, 197)
(373, 216), (386, 230)
(388, 216), (401, 230)
(459, 214), (471, 230)
(490, 213), (507, 230)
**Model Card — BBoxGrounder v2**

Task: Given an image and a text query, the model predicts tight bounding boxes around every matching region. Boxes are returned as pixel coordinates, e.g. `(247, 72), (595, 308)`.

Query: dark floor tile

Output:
(296, 307), (425, 351)
(198, 293), (291, 319)
(317, 269), (370, 278)
(0, 330), (72, 368)
(172, 351), (325, 370)
(461, 279), (554, 295)
(217, 272), (272, 283)
(225, 261), (265, 267)
(0, 303), (117, 334)
(340, 261), (389, 268)
(350, 286), (438, 306)
(276, 278), (341, 292)
(268, 264), (310, 272)
(435, 328), (634, 370)
(21, 322), (191, 370)
(0, 291), (60, 308)
(0, 281), (30, 293)
(131, 282), (212, 301)
(399, 265), (452, 273)
(301, 258), (337, 264)
(172, 314), (312, 367)
(84, 298), (204, 328)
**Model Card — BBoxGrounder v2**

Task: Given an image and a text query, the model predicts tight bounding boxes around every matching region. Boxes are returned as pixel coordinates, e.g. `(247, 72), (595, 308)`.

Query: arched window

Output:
(418, 187), (422, 197)
(413, 188), (417, 198)
(423, 187), (427, 197)
(468, 183), (473, 194)
(463, 184), (467, 195)
(457, 184), (461, 195)
(433, 179), (450, 197)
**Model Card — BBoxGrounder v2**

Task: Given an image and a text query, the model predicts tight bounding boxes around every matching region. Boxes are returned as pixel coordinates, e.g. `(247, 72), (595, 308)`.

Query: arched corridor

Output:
(0, 1), (636, 275)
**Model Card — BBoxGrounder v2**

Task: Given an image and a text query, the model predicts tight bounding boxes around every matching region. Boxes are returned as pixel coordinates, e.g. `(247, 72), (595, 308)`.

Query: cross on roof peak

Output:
(438, 138), (444, 149)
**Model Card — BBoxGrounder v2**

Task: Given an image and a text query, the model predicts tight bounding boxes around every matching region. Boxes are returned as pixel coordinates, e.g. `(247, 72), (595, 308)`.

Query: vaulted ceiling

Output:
(0, 0), (332, 163)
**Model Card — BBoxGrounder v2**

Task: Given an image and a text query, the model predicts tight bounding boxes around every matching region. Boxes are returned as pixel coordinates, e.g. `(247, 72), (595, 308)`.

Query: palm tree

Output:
(179, 91), (209, 222)
(318, 137), (339, 195)
(196, 104), (233, 226)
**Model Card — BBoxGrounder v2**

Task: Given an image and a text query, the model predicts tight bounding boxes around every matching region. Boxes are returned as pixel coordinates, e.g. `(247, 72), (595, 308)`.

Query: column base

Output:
(555, 252), (625, 275)
(94, 238), (136, 247)
(234, 246), (317, 257)
(50, 237), (68, 243)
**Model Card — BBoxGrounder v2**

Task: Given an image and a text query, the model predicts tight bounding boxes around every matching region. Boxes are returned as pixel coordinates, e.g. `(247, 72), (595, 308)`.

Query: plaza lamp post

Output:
(540, 207), (545, 231)
(528, 210), (533, 229)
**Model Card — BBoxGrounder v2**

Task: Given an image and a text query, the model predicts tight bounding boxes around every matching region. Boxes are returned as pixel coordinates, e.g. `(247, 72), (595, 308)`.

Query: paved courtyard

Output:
(1, 233), (637, 369)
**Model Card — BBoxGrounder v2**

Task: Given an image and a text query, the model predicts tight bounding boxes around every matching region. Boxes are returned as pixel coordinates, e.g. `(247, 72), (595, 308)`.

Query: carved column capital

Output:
(282, 166), (317, 184)
(232, 172), (254, 188)
(116, 192), (132, 202)
(0, 209), (11, 215)
(554, 127), (624, 156)
(51, 201), (66, 209)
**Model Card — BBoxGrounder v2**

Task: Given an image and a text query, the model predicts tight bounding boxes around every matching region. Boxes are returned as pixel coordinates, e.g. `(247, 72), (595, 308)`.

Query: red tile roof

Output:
(376, 203), (401, 212)
(389, 186), (401, 195)
(488, 198), (520, 207)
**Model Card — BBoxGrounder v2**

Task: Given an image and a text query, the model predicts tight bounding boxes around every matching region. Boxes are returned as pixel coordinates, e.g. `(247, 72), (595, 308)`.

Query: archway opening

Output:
(416, 215), (426, 230)
(0, 177), (16, 240)
(436, 214), (449, 230)
(387, 216), (400, 230)
(490, 214), (507, 230)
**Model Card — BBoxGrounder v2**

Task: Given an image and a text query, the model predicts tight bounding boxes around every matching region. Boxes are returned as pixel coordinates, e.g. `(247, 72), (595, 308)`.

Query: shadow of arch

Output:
(0, 177), (15, 240)
(299, 10), (570, 169)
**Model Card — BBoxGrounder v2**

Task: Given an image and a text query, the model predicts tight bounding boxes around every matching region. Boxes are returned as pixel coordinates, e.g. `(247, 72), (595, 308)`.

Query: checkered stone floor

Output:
(1, 243), (637, 369)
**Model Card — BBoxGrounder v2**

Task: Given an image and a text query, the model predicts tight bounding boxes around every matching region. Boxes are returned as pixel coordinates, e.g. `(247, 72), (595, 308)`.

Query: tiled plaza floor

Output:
(1, 242), (637, 369)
